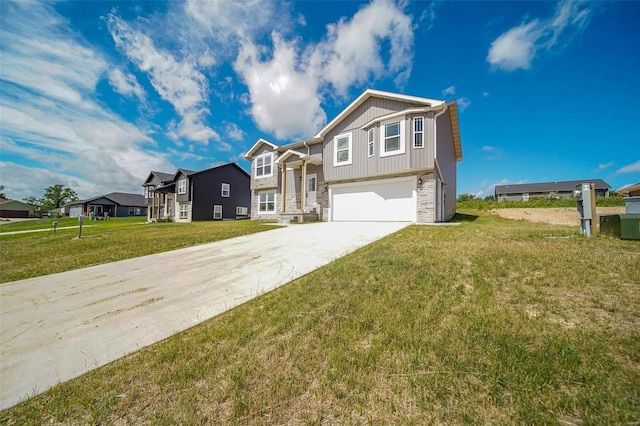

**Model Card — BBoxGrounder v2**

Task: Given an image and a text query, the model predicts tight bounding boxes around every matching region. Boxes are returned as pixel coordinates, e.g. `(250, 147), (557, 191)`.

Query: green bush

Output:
(457, 196), (625, 210)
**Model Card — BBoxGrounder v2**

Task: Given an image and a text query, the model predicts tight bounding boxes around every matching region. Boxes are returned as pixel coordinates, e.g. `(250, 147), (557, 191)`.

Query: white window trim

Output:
(367, 128), (374, 158)
(179, 203), (188, 219)
(213, 204), (222, 220)
(255, 153), (273, 179)
(236, 206), (248, 216)
(413, 116), (424, 149)
(258, 191), (276, 214)
(379, 117), (406, 158)
(333, 132), (352, 166)
(178, 179), (187, 194)
(221, 183), (230, 197)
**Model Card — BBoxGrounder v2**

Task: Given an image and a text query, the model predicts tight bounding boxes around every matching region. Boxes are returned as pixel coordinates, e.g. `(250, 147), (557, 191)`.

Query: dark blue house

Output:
(68, 192), (147, 218)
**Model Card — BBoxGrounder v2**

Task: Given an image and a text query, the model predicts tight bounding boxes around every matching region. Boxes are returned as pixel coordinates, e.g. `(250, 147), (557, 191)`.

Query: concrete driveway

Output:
(0, 221), (409, 410)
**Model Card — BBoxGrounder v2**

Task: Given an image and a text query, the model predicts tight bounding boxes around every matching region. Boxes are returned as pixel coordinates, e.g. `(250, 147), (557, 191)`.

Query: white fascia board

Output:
(360, 107), (433, 130)
(315, 88), (445, 139)
(244, 138), (280, 160)
(274, 149), (310, 165)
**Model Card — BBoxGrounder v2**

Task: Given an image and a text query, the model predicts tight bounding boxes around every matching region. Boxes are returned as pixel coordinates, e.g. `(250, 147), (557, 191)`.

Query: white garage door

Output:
(69, 206), (83, 218)
(331, 177), (416, 222)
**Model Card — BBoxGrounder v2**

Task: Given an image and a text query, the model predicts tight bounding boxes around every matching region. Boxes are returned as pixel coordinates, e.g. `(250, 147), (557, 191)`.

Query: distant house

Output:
(617, 183), (640, 197)
(0, 198), (36, 218)
(494, 179), (611, 202)
(142, 163), (251, 222)
(68, 193), (147, 218)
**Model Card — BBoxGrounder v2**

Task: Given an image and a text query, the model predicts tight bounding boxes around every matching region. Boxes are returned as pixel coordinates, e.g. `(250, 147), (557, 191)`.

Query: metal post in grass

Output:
(78, 215), (84, 239)
(52, 221), (58, 232)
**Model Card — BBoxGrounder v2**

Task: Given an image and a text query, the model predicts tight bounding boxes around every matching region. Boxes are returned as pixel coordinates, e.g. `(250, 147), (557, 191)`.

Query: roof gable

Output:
(142, 171), (174, 186)
(190, 162), (250, 179)
(315, 89), (445, 139)
(244, 138), (279, 160)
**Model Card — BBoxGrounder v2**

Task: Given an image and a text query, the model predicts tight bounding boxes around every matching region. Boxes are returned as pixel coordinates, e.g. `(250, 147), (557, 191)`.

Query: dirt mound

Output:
(491, 207), (625, 226)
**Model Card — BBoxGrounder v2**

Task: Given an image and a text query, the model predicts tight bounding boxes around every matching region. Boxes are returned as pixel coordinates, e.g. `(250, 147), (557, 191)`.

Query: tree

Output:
(457, 193), (477, 202)
(0, 185), (6, 199)
(23, 184), (79, 213)
(41, 184), (78, 211)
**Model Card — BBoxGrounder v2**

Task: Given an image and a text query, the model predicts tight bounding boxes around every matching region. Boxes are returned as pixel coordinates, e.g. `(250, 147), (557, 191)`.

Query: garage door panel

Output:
(331, 177), (416, 222)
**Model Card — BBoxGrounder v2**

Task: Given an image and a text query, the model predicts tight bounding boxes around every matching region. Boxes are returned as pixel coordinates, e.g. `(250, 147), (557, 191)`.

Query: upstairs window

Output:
(221, 183), (230, 197)
(178, 179), (187, 194)
(368, 128), (374, 157)
(380, 118), (405, 157)
(334, 132), (352, 166)
(413, 117), (424, 148)
(255, 153), (273, 178)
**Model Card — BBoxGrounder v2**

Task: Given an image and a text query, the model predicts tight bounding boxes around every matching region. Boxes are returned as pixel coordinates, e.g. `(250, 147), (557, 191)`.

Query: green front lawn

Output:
(0, 218), (278, 283)
(2, 211), (638, 423)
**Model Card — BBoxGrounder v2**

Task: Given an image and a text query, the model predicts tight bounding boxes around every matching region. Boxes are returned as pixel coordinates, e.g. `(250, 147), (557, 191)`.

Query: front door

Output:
(306, 174), (317, 207)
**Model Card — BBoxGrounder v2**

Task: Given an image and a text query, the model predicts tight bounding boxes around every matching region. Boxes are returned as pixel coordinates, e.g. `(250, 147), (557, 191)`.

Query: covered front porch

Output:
(276, 149), (323, 223)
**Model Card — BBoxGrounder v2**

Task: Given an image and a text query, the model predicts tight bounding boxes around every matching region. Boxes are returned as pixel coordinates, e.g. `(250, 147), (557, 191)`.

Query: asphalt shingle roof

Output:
(495, 179), (611, 195)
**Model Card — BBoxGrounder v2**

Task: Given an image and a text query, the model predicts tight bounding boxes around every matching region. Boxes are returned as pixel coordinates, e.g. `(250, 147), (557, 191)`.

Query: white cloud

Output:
(487, 0), (595, 71)
(234, 34), (326, 140)
(225, 123), (246, 141)
(108, 68), (145, 99)
(107, 13), (220, 145)
(611, 159), (640, 177)
(418, 1), (440, 32)
(594, 161), (614, 172)
(481, 144), (503, 160)
(442, 85), (456, 97)
(0, 2), (174, 200)
(456, 97), (472, 112)
(233, 0), (415, 140)
(317, 0), (414, 96)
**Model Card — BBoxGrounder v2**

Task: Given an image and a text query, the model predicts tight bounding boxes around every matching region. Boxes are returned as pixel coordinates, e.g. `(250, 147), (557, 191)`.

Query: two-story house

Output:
(142, 163), (251, 222)
(244, 89), (462, 223)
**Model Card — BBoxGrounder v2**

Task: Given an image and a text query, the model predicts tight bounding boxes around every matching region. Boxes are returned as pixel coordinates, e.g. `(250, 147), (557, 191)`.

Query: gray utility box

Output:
(625, 196), (640, 214)
(575, 182), (596, 237)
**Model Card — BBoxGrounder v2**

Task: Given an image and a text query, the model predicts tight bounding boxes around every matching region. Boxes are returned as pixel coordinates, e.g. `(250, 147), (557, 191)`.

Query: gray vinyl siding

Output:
(323, 97), (434, 182)
(435, 109), (457, 220)
(284, 164), (324, 194)
(409, 112), (435, 170)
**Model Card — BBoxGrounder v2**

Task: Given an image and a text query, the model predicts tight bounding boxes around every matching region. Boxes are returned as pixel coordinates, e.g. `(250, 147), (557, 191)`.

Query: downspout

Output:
(433, 103), (448, 222)
(303, 140), (310, 213)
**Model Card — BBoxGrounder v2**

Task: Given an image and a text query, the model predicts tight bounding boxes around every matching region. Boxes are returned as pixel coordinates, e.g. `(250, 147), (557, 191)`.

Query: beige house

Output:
(244, 89), (462, 223)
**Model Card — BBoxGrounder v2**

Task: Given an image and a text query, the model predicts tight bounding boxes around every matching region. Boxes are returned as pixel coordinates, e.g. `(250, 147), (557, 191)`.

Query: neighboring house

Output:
(68, 193), (147, 218)
(142, 163), (251, 222)
(494, 179), (611, 202)
(244, 89), (463, 223)
(0, 198), (36, 218)
(617, 183), (640, 197)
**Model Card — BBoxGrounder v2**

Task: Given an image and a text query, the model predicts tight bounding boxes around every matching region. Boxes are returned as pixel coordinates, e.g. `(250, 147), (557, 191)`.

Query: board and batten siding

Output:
(435, 108), (457, 220)
(323, 97), (435, 182)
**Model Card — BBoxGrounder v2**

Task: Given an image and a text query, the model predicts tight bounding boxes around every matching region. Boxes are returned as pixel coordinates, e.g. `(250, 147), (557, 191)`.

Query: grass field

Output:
(1, 211), (638, 424)
(0, 217), (278, 283)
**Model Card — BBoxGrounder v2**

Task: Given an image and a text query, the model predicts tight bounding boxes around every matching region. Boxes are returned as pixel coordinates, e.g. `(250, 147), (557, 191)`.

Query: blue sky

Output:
(1, 0), (638, 201)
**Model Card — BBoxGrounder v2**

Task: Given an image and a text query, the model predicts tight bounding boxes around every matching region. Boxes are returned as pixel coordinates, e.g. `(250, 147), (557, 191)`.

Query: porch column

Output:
(281, 165), (287, 213)
(300, 160), (306, 212)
